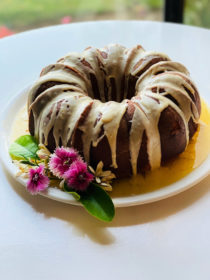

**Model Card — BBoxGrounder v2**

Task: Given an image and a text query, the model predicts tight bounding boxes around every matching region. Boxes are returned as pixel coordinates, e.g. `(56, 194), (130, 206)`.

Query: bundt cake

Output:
(28, 44), (201, 178)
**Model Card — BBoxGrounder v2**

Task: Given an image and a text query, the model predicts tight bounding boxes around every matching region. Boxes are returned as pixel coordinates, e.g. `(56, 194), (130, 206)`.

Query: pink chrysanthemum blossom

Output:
(49, 147), (79, 178)
(65, 160), (94, 191)
(27, 165), (49, 195)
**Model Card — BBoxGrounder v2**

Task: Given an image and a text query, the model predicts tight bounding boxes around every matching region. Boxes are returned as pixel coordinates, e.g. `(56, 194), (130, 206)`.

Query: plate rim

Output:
(1, 20), (210, 45)
(0, 85), (210, 207)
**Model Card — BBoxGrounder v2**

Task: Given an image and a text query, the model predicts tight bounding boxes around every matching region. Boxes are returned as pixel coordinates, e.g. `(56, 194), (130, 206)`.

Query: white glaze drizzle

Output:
(28, 44), (201, 176)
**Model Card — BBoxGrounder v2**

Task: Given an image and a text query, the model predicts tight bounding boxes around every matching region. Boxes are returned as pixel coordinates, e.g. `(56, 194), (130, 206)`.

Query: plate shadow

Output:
(4, 167), (210, 244)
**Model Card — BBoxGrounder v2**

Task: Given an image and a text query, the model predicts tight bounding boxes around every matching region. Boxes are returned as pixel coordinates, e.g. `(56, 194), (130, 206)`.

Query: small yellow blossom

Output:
(37, 144), (51, 160)
(59, 179), (65, 190)
(89, 161), (116, 192)
(13, 160), (30, 179)
(100, 182), (113, 192)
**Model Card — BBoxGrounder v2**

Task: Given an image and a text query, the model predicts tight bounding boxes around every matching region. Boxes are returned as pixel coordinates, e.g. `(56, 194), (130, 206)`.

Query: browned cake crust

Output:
(28, 44), (201, 178)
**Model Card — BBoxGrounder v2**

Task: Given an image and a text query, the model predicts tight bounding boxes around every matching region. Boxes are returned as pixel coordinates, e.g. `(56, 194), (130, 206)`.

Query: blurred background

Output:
(0, 0), (210, 38)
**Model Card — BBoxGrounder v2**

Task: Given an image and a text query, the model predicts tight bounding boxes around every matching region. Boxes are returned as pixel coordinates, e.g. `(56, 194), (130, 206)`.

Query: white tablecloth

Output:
(0, 21), (210, 280)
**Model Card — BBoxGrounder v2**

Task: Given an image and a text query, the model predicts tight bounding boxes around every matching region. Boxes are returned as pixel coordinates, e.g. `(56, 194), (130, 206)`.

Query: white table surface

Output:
(0, 21), (210, 280)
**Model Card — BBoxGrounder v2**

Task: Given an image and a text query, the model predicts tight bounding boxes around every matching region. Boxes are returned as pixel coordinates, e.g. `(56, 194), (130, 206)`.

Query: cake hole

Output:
(155, 71), (164, 75)
(151, 87), (158, 93)
(135, 56), (168, 77)
(85, 56), (172, 103)
(183, 85), (195, 103)
(164, 94), (180, 107)
(151, 87), (165, 94)
(110, 77), (117, 101)
(104, 79), (108, 101)
(127, 75), (137, 100)
(90, 73), (100, 100)
(35, 81), (64, 100)
(159, 88), (165, 93)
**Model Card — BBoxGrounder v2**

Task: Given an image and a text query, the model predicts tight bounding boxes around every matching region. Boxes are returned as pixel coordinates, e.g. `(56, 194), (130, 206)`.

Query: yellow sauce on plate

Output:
(112, 100), (210, 198)
(11, 100), (210, 198)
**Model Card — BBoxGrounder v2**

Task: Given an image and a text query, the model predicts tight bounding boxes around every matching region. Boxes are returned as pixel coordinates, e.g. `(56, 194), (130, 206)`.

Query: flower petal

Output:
(96, 177), (101, 184)
(27, 165), (49, 194)
(65, 160), (94, 191)
(88, 165), (95, 174)
(95, 161), (104, 174)
(49, 147), (79, 178)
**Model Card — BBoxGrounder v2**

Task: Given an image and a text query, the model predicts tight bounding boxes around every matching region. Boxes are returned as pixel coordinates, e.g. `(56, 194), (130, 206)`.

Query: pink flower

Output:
(64, 160), (94, 191)
(27, 165), (49, 194)
(49, 147), (79, 178)
(0, 26), (14, 39)
(61, 16), (72, 24)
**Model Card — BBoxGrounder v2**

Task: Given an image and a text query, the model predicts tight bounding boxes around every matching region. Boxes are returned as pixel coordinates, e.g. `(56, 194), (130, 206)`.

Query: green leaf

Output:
(20, 160), (37, 166)
(63, 183), (80, 201)
(9, 135), (39, 160)
(68, 191), (80, 201)
(79, 183), (115, 222)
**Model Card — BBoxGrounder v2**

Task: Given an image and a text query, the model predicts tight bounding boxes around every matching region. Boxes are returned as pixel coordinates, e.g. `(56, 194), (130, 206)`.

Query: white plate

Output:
(0, 21), (210, 207)
(0, 85), (210, 207)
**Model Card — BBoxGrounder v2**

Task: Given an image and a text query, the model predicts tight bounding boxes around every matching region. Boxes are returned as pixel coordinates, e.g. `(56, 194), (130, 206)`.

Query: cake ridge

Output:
(28, 44), (201, 178)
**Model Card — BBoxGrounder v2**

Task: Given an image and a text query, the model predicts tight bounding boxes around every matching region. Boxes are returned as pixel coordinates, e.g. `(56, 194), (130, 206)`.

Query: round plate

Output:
(0, 21), (210, 207)
(0, 85), (209, 207)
